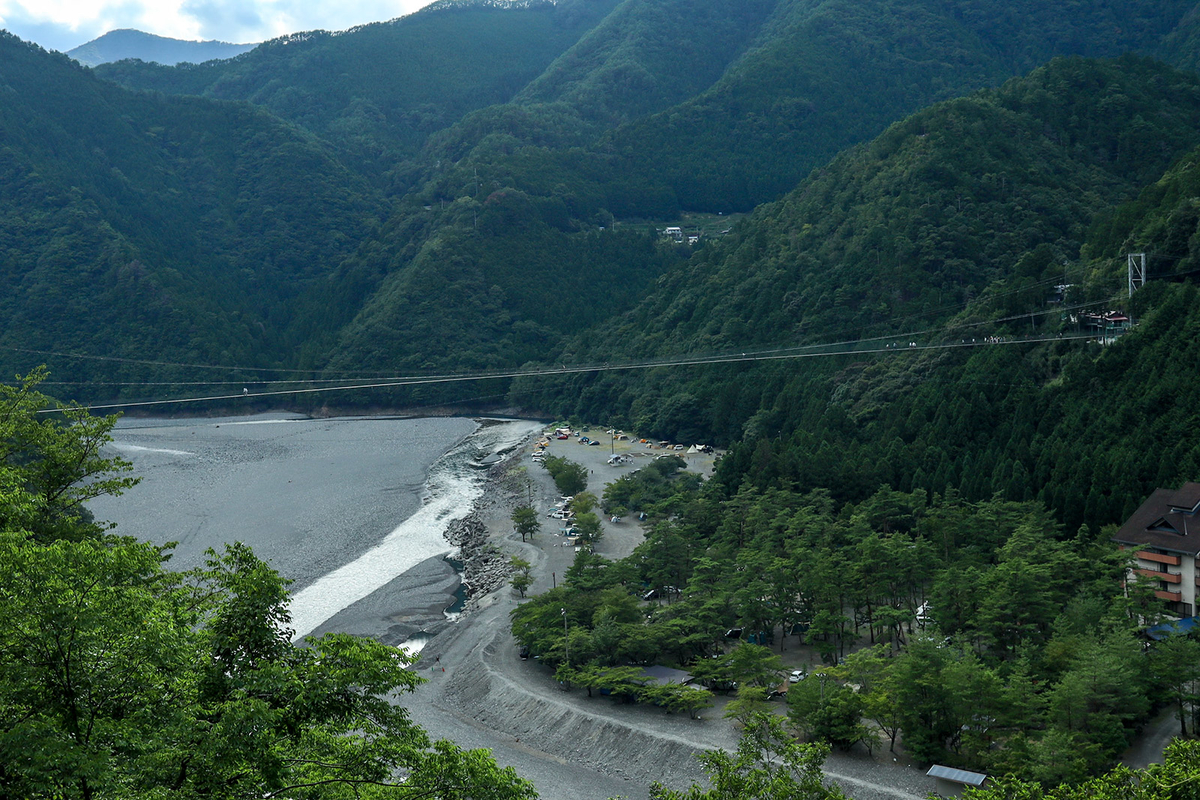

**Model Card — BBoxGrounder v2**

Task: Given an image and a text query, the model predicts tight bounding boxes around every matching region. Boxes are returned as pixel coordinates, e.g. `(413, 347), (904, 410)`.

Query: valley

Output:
(4, 0), (1200, 796)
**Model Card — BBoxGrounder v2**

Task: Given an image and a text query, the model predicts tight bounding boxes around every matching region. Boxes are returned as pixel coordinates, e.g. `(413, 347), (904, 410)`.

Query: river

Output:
(89, 413), (540, 639)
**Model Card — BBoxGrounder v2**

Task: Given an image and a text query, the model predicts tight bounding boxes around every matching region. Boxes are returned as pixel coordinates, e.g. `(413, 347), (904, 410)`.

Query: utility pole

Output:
(562, 608), (569, 666)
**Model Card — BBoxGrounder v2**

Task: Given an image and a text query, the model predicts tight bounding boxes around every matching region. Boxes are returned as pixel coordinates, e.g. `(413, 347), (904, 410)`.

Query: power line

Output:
(1, 263), (1106, 383)
(16, 277), (1126, 414)
(790, 262), (1096, 343)
(0, 346), (400, 378)
(47, 331), (1101, 414)
(33, 377), (409, 388)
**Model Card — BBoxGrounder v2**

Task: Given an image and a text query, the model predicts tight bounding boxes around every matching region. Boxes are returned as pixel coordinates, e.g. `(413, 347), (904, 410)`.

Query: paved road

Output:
(1122, 704), (1185, 769)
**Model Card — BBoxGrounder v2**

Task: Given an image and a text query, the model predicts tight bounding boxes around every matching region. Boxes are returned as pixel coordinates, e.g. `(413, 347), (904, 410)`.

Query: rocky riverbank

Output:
(444, 441), (533, 613)
(445, 509), (511, 609)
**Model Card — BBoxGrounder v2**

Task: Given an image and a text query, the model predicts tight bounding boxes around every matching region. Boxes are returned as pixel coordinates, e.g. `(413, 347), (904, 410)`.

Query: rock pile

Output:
(443, 445), (529, 612)
(444, 510), (510, 608)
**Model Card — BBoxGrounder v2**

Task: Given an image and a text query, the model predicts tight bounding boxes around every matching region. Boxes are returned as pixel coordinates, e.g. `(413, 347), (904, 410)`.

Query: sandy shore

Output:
(371, 427), (937, 800)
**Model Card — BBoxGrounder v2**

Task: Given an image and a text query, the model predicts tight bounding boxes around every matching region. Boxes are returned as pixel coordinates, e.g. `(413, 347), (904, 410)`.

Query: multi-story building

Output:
(1113, 482), (1200, 619)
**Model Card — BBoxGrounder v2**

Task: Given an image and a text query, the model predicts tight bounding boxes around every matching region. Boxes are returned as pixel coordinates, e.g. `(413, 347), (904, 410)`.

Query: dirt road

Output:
(402, 426), (938, 799)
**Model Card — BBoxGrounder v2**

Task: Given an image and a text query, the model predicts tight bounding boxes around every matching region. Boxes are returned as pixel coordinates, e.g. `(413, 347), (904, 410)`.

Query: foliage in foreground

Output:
(0, 534), (538, 800)
(649, 713), (847, 800)
(963, 738), (1200, 800)
(0, 372), (536, 800)
(0, 368), (138, 543)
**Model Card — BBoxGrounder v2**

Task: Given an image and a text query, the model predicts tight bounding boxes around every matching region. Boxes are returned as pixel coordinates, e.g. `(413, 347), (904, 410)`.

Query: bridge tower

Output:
(1128, 252), (1147, 297)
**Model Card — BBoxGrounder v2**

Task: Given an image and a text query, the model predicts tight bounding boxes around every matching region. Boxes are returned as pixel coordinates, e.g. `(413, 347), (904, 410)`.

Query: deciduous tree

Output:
(511, 505), (539, 542)
(650, 713), (848, 800)
(0, 535), (537, 800)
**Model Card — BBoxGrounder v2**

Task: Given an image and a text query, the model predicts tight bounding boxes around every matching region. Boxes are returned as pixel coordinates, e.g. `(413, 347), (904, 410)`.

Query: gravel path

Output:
(402, 428), (938, 799)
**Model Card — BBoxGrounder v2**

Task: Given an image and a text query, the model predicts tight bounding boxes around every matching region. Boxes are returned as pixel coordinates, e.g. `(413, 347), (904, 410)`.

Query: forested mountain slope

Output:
(0, 26), (684, 400)
(508, 55), (1200, 535)
(514, 0), (776, 126)
(518, 56), (1200, 429)
(93, 0), (622, 169)
(7, 0), (1200, 431)
(320, 0), (1200, 365)
(0, 32), (387, 389)
(96, 0), (1198, 217)
(402, 0), (1198, 219)
(321, 199), (684, 383)
(605, 0), (1195, 211)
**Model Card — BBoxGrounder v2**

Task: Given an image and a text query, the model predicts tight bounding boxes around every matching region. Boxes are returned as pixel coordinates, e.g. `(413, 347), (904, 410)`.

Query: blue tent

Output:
(1145, 616), (1200, 641)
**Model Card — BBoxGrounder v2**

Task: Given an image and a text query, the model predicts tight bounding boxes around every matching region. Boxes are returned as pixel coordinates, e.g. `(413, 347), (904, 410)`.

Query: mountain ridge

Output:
(67, 28), (257, 67)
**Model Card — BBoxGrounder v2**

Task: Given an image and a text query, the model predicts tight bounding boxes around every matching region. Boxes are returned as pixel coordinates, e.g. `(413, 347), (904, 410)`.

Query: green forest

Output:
(514, 469), (1193, 781)
(6, 0), (1200, 795)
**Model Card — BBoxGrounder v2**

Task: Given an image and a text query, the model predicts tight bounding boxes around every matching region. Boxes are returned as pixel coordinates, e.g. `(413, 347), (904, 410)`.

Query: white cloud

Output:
(0, 0), (435, 51)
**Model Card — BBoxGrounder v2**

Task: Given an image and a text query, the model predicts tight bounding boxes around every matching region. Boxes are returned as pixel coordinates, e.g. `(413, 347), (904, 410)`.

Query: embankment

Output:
(434, 607), (711, 788)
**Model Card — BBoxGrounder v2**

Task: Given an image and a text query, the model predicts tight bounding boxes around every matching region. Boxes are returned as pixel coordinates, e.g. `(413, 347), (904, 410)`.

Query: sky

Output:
(0, 0), (439, 52)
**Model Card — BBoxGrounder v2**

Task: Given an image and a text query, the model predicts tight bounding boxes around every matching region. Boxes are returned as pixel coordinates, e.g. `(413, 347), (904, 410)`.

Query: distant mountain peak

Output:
(421, 0), (558, 12)
(67, 28), (257, 67)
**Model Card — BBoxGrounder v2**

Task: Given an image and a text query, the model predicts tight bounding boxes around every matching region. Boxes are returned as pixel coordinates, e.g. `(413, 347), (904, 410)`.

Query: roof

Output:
(1145, 616), (1200, 641)
(1113, 483), (1200, 556)
(1168, 483), (1200, 513)
(926, 765), (987, 786)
